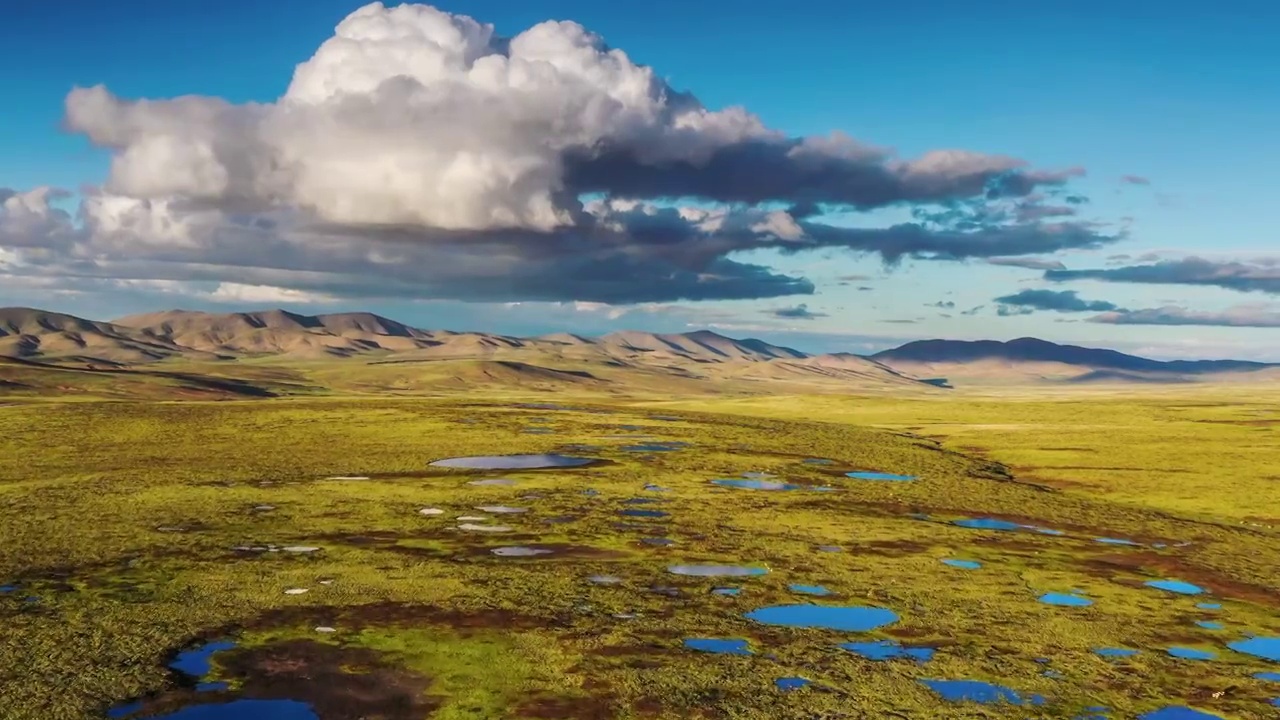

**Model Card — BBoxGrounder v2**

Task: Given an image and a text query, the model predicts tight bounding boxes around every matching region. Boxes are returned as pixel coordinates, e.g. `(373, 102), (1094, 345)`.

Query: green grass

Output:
(1, 386), (1278, 719)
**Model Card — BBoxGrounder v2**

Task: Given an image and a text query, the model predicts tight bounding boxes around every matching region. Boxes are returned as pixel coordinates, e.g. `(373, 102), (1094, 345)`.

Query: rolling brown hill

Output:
(0, 307), (210, 365)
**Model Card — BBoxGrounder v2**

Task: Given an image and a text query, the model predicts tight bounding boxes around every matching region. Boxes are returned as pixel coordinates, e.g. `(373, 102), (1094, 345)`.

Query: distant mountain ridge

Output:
(871, 337), (1275, 384)
(0, 307), (1273, 387)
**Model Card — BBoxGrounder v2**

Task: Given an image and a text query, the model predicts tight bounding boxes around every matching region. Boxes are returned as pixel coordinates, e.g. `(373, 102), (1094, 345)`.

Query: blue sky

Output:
(2, 0), (1278, 358)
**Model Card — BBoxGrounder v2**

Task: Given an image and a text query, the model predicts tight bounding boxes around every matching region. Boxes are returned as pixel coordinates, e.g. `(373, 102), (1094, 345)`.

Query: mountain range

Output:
(1, 307), (1275, 392)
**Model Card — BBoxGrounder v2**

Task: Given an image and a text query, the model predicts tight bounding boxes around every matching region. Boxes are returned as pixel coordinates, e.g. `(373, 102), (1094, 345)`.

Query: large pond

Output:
(429, 454), (597, 470)
(919, 679), (1044, 706)
(744, 604), (898, 632)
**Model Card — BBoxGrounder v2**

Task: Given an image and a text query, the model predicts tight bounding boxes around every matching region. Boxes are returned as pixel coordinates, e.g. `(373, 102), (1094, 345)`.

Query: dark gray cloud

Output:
(995, 288), (1121, 313)
(987, 256), (1067, 271)
(768, 303), (828, 320)
(567, 142), (1081, 211)
(961, 305), (985, 315)
(927, 300), (956, 309)
(1120, 175), (1151, 186)
(1046, 257), (1280, 295)
(803, 218), (1119, 264)
(1090, 305), (1280, 328)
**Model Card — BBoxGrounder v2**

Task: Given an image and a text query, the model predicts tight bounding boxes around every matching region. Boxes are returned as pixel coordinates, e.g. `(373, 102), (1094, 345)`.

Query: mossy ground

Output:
(1, 388), (1278, 719)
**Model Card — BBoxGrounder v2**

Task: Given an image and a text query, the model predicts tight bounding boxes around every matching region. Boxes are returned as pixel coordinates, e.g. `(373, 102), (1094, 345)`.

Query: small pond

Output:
(919, 679), (1044, 706)
(1096, 537), (1140, 546)
(683, 638), (751, 655)
(941, 559), (981, 570)
(839, 639), (934, 663)
(669, 565), (768, 578)
(774, 677), (810, 691)
(1228, 636), (1280, 662)
(845, 471), (917, 482)
(1145, 579), (1204, 595)
(1195, 621), (1224, 630)
(431, 454), (597, 470)
(744, 604), (898, 632)
(711, 478), (804, 491)
(1039, 592), (1092, 607)
(1165, 647), (1215, 661)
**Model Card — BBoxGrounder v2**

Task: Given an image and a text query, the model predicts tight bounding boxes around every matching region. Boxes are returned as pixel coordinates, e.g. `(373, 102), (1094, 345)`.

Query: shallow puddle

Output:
(1039, 592), (1092, 607)
(491, 546), (553, 557)
(642, 538), (675, 547)
(744, 604), (899, 632)
(952, 518), (1025, 531)
(845, 471), (917, 482)
(668, 565), (768, 577)
(920, 679), (1044, 705)
(711, 478), (803, 491)
(457, 524), (512, 533)
(1096, 537), (1140, 546)
(619, 509), (669, 518)
(1094, 647), (1139, 658)
(1196, 603), (1222, 610)
(789, 584), (833, 596)
(1138, 707), (1224, 719)
(1256, 672), (1280, 681)
(712, 588), (741, 596)
(1195, 621), (1223, 630)
(1145, 579), (1204, 595)
(621, 442), (687, 452)
(741, 471), (774, 479)
(840, 639), (934, 663)
(802, 458), (834, 465)
(113, 699), (319, 719)
(941, 559), (981, 570)
(431, 454), (597, 470)
(1228, 636), (1280, 661)
(683, 638), (751, 655)
(170, 640), (237, 679)
(467, 478), (518, 487)
(587, 575), (622, 585)
(474, 506), (527, 514)
(1165, 647), (1215, 660)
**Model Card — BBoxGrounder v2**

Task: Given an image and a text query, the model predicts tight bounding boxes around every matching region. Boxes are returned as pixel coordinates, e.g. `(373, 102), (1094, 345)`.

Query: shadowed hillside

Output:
(871, 337), (1277, 385)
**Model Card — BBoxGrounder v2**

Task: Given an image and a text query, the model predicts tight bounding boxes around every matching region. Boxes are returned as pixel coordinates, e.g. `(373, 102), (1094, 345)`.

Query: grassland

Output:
(1, 372), (1278, 719)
